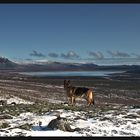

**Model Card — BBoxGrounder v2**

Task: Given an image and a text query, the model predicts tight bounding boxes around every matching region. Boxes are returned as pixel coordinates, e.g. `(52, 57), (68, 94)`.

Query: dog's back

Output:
(72, 87), (90, 97)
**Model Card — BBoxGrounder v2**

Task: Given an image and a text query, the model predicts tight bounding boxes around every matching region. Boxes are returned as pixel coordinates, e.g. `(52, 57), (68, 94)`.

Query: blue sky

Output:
(0, 4), (140, 65)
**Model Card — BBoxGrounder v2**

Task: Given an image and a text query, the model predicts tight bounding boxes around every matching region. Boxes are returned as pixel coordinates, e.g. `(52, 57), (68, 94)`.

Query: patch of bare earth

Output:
(0, 72), (140, 107)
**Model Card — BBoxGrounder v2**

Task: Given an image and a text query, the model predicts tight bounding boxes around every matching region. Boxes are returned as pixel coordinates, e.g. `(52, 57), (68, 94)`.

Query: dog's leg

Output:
(86, 97), (92, 107)
(68, 97), (71, 105)
(87, 90), (94, 107)
(71, 96), (75, 106)
(73, 97), (76, 105)
(87, 101), (91, 107)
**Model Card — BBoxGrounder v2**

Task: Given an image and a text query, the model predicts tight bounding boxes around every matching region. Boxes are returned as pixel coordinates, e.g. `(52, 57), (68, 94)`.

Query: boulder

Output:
(47, 115), (81, 132)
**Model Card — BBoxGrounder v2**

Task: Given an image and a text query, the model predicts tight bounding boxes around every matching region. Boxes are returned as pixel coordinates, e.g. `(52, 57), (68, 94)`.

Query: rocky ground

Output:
(0, 101), (140, 136)
(0, 71), (140, 136)
(0, 71), (140, 106)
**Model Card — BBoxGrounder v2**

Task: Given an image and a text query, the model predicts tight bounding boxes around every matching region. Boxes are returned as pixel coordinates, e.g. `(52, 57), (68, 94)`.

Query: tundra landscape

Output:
(1, 3), (140, 137)
(0, 66), (140, 136)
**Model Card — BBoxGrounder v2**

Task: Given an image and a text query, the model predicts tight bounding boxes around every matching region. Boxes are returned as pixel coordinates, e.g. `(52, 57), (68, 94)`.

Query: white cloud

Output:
(107, 50), (130, 58)
(89, 51), (104, 59)
(61, 51), (79, 59)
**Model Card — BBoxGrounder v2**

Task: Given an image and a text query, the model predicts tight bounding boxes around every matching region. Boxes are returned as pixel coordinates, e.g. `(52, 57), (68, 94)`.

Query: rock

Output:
(0, 114), (13, 119)
(74, 127), (81, 131)
(19, 123), (32, 130)
(11, 102), (16, 106)
(0, 120), (6, 126)
(123, 114), (140, 119)
(0, 100), (7, 106)
(47, 115), (80, 132)
(0, 120), (10, 128)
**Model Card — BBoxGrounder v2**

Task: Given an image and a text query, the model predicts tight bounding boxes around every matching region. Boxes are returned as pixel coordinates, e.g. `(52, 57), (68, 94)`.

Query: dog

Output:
(64, 80), (94, 106)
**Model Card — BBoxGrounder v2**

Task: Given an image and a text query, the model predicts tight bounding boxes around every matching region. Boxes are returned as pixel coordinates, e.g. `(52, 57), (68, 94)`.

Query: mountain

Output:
(17, 62), (98, 72)
(0, 57), (98, 71)
(0, 57), (18, 70)
(1, 57), (140, 73)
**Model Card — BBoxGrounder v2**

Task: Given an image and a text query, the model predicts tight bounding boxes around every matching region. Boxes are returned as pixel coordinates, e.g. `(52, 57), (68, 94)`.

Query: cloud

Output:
(48, 52), (59, 58)
(107, 50), (130, 58)
(89, 51), (104, 59)
(61, 51), (79, 59)
(29, 50), (46, 58)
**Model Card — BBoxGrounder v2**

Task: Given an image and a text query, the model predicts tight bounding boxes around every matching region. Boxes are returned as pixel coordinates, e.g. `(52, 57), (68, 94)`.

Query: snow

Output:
(0, 94), (140, 136)
(6, 97), (33, 105)
(129, 108), (140, 113)
(31, 129), (82, 137)
(0, 107), (140, 137)
(0, 95), (34, 105)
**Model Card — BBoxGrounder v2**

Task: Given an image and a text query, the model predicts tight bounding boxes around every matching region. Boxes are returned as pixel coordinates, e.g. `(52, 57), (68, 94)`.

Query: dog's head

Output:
(64, 80), (71, 89)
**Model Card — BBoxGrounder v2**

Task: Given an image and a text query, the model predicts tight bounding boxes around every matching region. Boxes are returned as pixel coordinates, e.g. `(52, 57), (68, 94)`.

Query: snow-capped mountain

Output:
(0, 57), (18, 69)
(1, 57), (140, 73)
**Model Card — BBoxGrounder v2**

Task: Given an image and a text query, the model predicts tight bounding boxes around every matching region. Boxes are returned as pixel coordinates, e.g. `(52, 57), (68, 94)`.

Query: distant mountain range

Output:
(0, 57), (140, 73)
(0, 57), (18, 69)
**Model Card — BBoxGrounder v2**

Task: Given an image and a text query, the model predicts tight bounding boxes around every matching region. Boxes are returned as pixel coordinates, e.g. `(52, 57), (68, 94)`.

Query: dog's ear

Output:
(67, 80), (70, 84)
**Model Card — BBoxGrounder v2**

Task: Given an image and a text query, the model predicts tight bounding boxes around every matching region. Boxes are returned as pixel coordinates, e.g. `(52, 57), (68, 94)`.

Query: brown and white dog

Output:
(64, 80), (94, 106)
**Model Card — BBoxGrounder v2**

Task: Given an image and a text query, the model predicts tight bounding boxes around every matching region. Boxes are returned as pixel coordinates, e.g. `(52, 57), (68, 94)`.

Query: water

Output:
(20, 70), (125, 77)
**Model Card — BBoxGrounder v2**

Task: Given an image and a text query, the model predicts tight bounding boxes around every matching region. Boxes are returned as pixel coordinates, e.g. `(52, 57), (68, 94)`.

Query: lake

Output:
(20, 70), (125, 77)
